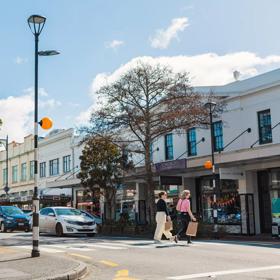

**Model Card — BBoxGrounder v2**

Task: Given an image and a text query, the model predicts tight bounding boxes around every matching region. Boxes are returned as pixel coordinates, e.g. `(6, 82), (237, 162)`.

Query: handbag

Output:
(186, 221), (198, 236)
(165, 220), (173, 231)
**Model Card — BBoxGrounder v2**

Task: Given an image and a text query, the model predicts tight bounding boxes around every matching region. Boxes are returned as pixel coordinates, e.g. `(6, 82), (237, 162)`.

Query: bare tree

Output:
(84, 62), (217, 223)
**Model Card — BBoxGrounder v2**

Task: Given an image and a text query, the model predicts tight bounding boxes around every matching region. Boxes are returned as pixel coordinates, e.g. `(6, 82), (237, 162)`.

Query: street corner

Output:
(0, 246), (29, 262)
(0, 250), (87, 280)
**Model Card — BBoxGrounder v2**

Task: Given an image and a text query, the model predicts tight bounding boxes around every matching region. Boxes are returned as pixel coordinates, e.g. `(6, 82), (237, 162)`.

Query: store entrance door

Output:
(257, 171), (272, 233)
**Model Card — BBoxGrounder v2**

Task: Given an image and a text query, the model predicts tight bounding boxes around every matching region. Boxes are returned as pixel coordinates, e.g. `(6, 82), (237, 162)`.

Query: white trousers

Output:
(154, 212), (173, 241)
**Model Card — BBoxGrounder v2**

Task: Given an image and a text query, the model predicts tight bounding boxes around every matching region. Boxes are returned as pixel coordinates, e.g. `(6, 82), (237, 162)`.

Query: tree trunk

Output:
(144, 141), (156, 225)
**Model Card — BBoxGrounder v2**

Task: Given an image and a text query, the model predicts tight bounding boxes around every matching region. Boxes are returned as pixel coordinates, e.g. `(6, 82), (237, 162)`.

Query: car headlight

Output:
(64, 219), (77, 225)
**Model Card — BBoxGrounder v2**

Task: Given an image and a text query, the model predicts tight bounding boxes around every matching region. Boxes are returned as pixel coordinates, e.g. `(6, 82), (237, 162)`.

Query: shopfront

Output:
(76, 189), (101, 216)
(196, 176), (242, 233)
(258, 168), (280, 236)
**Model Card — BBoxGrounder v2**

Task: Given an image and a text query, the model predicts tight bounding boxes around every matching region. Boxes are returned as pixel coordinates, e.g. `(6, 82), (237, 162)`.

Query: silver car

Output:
(39, 207), (97, 237)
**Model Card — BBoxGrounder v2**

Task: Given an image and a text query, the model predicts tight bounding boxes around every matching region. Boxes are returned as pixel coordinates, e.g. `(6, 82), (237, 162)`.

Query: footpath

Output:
(0, 246), (87, 280)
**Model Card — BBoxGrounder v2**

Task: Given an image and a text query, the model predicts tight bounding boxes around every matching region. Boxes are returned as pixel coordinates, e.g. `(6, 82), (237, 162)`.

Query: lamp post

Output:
(0, 136), (9, 195)
(28, 15), (58, 258)
(204, 101), (218, 233)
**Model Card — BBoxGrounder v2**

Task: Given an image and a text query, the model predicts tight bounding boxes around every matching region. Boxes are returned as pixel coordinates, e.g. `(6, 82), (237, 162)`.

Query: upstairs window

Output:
(165, 133), (174, 160)
(258, 109), (272, 145)
(40, 162), (46, 178)
(21, 163), (27, 182)
(50, 159), (59, 176)
(187, 128), (197, 156)
(63, 155), (71, 173)
(213, 121), (223, 152)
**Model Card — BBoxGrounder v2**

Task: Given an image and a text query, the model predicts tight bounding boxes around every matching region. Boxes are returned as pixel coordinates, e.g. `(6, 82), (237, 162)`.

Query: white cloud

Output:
(23, 87), (49, 97)
(0, 95), (33, 142)
(14, 56), (28, 64)
(105, 40), (125, 50)
(76, 51), (280, 124)
(75, 106), (94, 125)
(39, 99), (62, 109)
(150, 17), (189, 49)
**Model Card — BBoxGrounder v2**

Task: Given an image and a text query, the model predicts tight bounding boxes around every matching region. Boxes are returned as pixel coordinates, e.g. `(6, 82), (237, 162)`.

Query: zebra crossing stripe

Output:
(14, 245), (64, 253)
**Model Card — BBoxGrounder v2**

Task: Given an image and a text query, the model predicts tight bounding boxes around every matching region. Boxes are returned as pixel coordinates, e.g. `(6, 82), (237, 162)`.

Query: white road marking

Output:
(49, 245), (94, 251)
(85, 244), (126, 250)
(14, 245), (64, 253)
(167, 265), (280, 279)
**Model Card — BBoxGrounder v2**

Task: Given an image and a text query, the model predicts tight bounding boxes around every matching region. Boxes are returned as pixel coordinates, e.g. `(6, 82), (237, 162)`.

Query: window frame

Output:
(40, 162), (46, 178)
(258, 109), (272, 145)
(21, 163), (27, 182)
(30, 161), (35, 180)
(213, 121), (224, 152)
(187, 128), (197, 156)
(12, 165), (18, 183)
(49, 158), (59, 176)
(63, 155), (71, 174)
(165, 133), (174, 160)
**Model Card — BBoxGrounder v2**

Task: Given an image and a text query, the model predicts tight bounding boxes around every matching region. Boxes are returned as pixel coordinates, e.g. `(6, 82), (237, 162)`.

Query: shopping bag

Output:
(165, 220), (173, 231)
(186, 222), (198, 236)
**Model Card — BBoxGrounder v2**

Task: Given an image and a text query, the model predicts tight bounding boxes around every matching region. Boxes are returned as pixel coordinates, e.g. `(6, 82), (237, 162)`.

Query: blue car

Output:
(0, 206), (30, 232)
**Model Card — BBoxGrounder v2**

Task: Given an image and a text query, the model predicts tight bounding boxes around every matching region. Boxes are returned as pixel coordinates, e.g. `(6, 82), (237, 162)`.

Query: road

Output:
(1, 232), (280, 279)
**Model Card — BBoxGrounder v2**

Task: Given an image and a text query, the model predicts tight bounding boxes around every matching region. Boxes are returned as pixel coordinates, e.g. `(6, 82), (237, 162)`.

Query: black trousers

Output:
(177, 212), (191, 242)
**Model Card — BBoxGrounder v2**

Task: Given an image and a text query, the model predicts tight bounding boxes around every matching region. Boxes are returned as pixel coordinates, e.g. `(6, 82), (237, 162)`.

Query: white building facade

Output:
(126, 68), (280, 236)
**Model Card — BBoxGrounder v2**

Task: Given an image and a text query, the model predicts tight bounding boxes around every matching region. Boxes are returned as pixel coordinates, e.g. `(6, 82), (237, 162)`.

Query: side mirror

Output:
(48, 213), (55, 217)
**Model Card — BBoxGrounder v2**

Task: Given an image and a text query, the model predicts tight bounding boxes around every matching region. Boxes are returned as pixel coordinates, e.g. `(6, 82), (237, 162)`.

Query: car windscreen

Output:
(2, 207), (24, 216)
(55, 208), (82, 216)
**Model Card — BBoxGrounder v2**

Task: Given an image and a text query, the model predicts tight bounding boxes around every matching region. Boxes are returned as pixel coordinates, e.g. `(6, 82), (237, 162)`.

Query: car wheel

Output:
(24, 227), (30, 232)
(56, 223), (64, 237)
(0, 223), (7, 233)
(87, 233), (95, 237)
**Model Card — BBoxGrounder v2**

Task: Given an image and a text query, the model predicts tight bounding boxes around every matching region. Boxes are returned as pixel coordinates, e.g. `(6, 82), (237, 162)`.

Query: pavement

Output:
(0, 245), (87, 280)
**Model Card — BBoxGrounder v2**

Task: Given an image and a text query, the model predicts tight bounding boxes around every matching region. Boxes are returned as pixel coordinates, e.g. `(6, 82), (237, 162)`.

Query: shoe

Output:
(187, 241), (193, 244)
(174, 236), (178, 243)
(154, 239), (162, 244)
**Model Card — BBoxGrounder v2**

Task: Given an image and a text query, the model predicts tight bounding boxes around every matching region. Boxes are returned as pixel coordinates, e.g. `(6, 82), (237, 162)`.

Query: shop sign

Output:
(219, 167), (244, 180)
(160, 176), (182, 185)
(155, 159), (186, 172)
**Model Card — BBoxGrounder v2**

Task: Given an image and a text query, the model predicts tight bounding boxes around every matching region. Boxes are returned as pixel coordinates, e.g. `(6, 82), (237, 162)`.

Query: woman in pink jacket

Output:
(176, 190), (196, 244)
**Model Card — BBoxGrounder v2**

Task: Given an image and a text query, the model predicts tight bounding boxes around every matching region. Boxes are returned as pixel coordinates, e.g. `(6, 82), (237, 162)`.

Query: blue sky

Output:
(1, 0), (280, 141)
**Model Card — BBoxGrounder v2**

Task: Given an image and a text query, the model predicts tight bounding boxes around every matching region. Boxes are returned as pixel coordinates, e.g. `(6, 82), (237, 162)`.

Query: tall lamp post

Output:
(204, 101), (218, 233)
(0, 136), (9, 195)
(28, 15), (58, 258)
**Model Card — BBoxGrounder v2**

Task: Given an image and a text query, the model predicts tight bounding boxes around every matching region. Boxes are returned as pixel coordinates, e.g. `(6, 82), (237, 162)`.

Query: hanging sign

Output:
(219, 167), (244, 180)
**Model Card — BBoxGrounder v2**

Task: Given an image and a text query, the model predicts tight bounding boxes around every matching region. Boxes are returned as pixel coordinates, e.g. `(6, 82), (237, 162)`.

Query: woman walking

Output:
(154, 191), (178, 243)
(176, 190), (196, 244)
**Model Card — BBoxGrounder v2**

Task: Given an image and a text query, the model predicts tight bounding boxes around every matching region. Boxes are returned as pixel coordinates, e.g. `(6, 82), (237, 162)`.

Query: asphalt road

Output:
(1, 232), (280, 280)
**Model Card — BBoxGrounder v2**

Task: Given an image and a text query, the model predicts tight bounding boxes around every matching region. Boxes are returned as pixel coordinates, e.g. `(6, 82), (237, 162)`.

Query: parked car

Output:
(0, 206), (30, 232)
(39, 207), (97, 237)
(22, 209), (32, 215)
(80, 210), (102, 225)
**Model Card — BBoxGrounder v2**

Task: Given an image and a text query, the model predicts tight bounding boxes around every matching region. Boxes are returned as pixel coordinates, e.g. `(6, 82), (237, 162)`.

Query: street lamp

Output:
(0, 136), (9, 195)
(204, 101), (218, 234)
(28, 14), (58, 258)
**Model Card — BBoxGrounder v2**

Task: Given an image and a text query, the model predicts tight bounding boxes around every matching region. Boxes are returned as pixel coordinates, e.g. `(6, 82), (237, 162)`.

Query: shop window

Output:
(213, 121), (223, 152)
(258, 109), (272, 144)
(187, 128), (197, 156)
(199, 177), (241, 225)
(165, 133), (173, 160)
